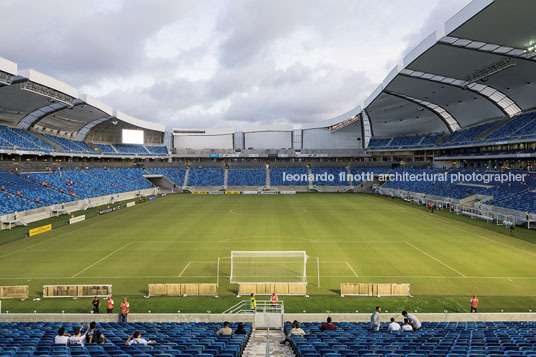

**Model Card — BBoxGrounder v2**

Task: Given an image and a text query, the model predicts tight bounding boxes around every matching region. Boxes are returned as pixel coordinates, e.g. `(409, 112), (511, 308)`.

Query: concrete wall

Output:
(0, 312), (535, 323)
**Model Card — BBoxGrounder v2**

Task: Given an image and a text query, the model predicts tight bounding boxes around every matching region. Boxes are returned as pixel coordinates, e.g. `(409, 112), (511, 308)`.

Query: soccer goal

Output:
(230, 251), (307, 284)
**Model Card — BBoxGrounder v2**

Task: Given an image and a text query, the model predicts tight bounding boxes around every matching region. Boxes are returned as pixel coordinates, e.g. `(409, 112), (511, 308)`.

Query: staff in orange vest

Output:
(119, 297), (130, 322)
(271, 292), (278, 311)
(470, 294), (478, 313)
(106, 296), (114, 314)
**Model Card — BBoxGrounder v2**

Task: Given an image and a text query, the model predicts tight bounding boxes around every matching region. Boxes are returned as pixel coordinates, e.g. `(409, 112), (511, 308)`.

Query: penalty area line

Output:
(346, 262), (359, 277)
(178, 262), (192, 278)
(72, 242), (133, 278)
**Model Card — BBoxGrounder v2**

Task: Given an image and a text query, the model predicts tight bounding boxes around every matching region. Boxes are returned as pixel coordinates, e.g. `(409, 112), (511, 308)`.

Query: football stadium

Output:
(1, 0), (536, 356)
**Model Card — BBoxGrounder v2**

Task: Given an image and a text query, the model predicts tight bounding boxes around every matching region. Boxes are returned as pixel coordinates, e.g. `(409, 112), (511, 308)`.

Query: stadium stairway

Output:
(244, 329), (295, 357)
(224, 167), (229, 189)
(307, 167), (313, 190)
(477, 117), (511, 140)
(266, 167), (270, 189)
(184, 167), (190, 187)
(30, 131), (63, 151)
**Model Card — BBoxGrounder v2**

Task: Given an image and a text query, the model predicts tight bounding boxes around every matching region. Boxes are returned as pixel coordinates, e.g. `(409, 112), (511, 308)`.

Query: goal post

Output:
(230, 251), (307, 284)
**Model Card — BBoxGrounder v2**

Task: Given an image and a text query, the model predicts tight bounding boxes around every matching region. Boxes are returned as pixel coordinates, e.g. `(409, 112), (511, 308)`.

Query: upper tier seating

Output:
(288, 321), (536, 357)
(187, 168), (224, 186)
(0, 126), (53, 151)
(270, 167), (309, 186)
(0, 321), (252, 357)
(368, 133), (443, 150)
(145, 146), (168, 155)
(227, 169), (266, 186)
(484, 112), (536, 141)
(442, 120), (500, 146)
(42, 134), (94, 153)
(94, 144), (118, 155)
(113, 144), (149, 155)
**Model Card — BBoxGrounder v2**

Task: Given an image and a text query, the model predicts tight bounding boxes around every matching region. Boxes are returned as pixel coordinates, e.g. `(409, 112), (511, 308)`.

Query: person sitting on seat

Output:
(402, 310), (421, 330)
(216, 321), (233, 336)
(86, 322), (108, 344)
(388, 318), (401, 332)
(126, 331), (156, 345)
(54, 327), (70, 344)
(320, 317), (337, 331)
(401, 318), (413, 332)
(234, 322), (247, 335)
(68, 325), (89, 346)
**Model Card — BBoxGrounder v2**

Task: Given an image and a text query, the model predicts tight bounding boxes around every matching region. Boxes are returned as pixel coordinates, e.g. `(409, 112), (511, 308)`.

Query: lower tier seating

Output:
(288, 321), (536, 357)
(0, 321), (251, 356)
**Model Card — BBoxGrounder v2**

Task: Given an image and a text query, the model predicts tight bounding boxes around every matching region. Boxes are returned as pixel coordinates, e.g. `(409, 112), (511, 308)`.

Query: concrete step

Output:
(243, 330), (295, 357)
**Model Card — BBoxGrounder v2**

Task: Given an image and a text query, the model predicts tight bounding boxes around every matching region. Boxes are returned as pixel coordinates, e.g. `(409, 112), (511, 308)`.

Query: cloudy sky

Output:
(0, 0), (471, 130)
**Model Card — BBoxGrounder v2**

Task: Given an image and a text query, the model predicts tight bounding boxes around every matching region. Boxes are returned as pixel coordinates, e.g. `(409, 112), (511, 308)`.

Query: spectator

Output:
(92, 296), (100, 314)
(216, 321), (233, 336)
(68, 325), (88, 346)
(388, 318), (401, 332)
(106, 296), (114, 313)
(125, 331), (156, 345)
(371, 306), (381, 331)
(86, 322), (107, 344)
(401, 318), (413, 332)
(119, 297), (129, 322)
(402, 310), (421, 330)
(54, 327), (70, 344)
(470, 294), (479, 313)
(234, 322), (247, 335)
(281, 320), (307, 344)
(320, 316), (337, 331)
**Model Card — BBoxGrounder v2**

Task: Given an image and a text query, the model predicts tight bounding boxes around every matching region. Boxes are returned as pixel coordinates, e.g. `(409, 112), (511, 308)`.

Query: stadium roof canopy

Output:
(361, 0), (536, 138)
(0, 59), (164, 139)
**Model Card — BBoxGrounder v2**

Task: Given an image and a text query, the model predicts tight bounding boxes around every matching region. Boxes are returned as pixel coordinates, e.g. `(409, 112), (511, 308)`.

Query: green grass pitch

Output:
(1, 193), (536, 314)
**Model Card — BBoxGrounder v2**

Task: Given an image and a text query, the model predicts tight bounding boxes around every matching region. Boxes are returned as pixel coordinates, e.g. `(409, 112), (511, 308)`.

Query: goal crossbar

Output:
(230, 251), (307, 284)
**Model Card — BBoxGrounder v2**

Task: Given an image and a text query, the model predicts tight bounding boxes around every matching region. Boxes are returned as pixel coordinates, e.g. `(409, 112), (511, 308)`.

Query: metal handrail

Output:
(223, 300), (284, 314)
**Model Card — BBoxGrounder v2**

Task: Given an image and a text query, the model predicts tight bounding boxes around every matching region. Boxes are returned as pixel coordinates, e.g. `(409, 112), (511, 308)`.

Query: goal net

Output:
(230, 251), (307, 284)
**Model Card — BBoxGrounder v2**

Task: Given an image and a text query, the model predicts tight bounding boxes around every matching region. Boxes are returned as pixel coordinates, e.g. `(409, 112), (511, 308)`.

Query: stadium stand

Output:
(287, 321), (536, 357)
(441, 120), (500, 146)
(482, 112), (536, 142)
(270, 167), (309, 186)
(113, 144), (149, 155)
(227, 169), (266, 186)
(310, 167), (348, 186)
(42, 134), (95, 153)
(0, 126), (53, 152)
(0, 321), (252, 356)
(187, 168), (225, 186)
(146, 168), (187, 187)
(367, 133), (443, 150)
(0, 168), (156, 215)
(145, 145), (168, 155)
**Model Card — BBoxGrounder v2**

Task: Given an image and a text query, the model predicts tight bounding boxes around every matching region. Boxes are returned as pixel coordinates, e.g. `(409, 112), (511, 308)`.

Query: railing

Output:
(223, 300), (284, 314)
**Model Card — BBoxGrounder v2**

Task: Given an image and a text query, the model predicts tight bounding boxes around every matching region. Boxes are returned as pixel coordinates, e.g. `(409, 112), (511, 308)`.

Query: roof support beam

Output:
(75, 116), (113, 140)
(385, 91), (461, 133)
(439, 36), (536, 61)
(17, 102), (68, 130)
(400, 69), (522, 117)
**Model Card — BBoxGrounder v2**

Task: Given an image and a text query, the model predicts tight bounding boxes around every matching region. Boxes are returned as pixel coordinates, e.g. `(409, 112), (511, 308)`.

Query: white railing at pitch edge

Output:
(223, 300), (284, 314)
